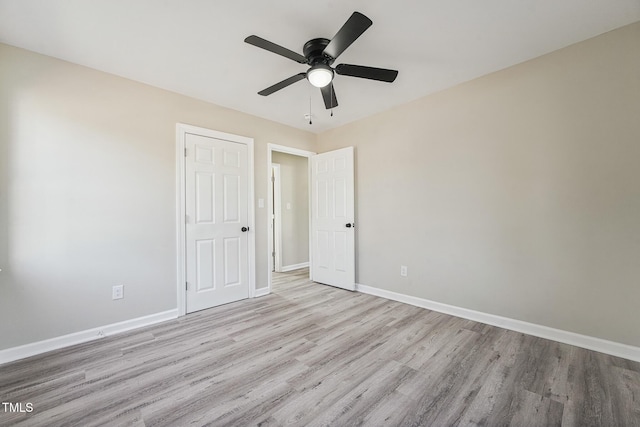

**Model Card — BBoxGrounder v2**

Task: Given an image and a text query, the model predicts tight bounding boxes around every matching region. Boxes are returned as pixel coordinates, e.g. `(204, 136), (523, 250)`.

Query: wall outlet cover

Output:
(112, 285), (124, 300)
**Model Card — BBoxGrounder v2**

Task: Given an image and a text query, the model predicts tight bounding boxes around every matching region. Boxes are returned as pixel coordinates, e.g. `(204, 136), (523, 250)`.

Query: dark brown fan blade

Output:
(323, 12), (372, 60)
(320, 83), (338, 109)
(258, 73), (307, 96)
(245, 35), (308, 64)
(335, 64), (398, 82)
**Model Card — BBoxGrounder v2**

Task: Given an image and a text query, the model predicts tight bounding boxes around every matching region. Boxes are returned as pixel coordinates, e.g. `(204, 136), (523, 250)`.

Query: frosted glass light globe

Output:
(307, 65), (333, 88)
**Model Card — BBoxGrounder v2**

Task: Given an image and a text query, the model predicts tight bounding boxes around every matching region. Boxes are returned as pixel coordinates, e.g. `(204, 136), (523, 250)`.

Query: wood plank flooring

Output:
(1, 268), (639, 426)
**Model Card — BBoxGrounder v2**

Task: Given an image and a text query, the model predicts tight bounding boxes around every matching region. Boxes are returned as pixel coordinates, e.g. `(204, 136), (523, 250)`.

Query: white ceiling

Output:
(1, 1), (639, 133)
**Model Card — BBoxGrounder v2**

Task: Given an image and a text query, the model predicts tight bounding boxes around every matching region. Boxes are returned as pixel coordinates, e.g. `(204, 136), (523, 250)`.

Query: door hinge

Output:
(185, 282), (189, 290)
(272, 251), (275, 257)
(184, 148), (187, 157)
(271, 176), (275, 183)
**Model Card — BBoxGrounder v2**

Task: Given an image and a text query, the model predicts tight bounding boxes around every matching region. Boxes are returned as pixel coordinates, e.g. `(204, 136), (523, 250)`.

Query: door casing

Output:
(272, 163), (283, 273)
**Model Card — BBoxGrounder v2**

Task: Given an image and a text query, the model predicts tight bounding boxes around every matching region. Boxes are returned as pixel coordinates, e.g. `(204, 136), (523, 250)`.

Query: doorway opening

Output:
(267, 144), (315, 294)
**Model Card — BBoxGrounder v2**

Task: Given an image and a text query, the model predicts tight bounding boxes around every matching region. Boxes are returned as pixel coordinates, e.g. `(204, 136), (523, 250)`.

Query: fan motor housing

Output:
(303, 38), (333, 65)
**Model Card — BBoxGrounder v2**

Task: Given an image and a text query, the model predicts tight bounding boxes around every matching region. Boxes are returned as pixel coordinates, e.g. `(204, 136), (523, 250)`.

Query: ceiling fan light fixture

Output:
(245, 11), (397, 110)
(307, 64), (333, 88)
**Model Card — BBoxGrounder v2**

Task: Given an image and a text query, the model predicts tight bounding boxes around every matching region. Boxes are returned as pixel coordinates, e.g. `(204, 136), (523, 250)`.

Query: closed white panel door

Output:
(311, 146), (355, 290)
(186, 133), (249, 313)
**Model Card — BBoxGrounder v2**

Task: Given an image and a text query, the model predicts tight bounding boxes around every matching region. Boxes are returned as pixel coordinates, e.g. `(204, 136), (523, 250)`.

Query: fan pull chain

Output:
(309, 96), (313, 125)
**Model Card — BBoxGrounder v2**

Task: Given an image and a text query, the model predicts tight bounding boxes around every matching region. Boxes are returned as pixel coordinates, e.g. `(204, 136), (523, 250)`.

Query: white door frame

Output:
(176, 123), (255, 317)
(271, 163), (283, 273)
(266, 143), (315, 294)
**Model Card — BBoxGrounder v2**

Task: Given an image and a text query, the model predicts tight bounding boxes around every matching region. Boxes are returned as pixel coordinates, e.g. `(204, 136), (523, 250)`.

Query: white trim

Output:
(266, 144), (316, 296)
(246, 133), (256, 299)
(281, 262), (310, 272)
(176, 126), (187, 316)
(254, 288), (270, 298)
(0, 310), (178, 365)
(272, 163), (283, 273)
(176, 124), (256, 314)
(356, 283), (640, 362)
(268, 144), (317, 158)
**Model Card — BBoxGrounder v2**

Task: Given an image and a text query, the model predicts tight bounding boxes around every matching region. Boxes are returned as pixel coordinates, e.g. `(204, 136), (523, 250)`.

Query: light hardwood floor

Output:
(1, 268), (639, 426)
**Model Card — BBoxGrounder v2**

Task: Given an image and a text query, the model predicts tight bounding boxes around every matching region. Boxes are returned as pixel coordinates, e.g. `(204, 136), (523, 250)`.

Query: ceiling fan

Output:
(244, 11), (398, 110)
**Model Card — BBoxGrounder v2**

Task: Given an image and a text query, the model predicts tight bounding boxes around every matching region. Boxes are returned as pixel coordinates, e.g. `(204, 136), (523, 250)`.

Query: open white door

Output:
(311, 147), (355, 291)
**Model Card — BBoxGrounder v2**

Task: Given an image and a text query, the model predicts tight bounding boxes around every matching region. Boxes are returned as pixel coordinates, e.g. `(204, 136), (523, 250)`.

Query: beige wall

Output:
(2, 21), (639, 352)
(0, 43), (315, 350)
(317, 22), (640, 347)
(272, 152), (309, 268)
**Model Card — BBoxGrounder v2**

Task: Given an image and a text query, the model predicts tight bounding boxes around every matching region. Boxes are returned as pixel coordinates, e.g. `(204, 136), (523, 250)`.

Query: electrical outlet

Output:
(112, 285), (124, 300)
(400, 265), (408, 277)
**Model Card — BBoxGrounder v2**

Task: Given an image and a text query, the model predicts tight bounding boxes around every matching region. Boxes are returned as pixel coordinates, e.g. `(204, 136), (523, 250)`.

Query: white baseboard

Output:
(356, 283), (640, 363)
(280, 262), (309, 272)
(0, 309), (178, 365)
(254, 287), (270, 297)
